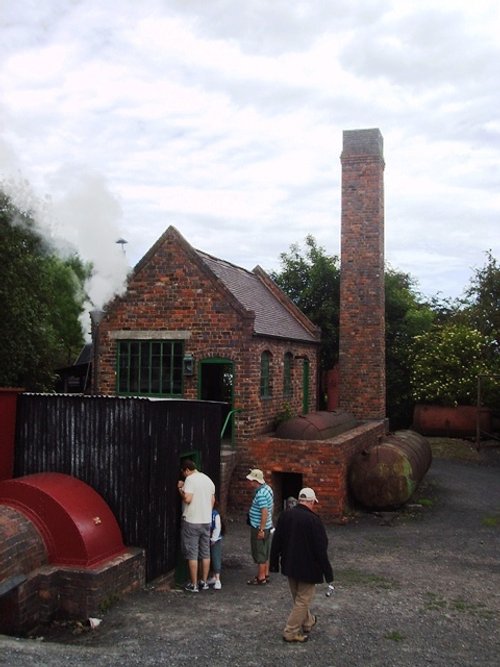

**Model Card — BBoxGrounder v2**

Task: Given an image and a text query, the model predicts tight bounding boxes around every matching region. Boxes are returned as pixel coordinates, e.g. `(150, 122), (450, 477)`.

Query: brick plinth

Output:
(1, 548), (145, 636)
(228, 420), (386, 523)
(0, 503), (145, 637)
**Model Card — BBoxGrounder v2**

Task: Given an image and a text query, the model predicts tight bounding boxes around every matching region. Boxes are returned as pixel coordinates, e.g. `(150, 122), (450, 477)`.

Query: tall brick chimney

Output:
(339, 129), (386, 420)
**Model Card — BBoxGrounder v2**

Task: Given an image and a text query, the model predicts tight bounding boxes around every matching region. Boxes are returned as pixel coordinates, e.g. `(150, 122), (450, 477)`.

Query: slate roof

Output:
(196, 250), (319, 344)
(74, 343), (92, 365)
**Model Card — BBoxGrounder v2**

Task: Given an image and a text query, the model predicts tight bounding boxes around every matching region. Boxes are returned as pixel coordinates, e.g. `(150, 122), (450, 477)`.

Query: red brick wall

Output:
(228, 420), (386, 523)
(95, 229), (318, 442)
(0, 505), (145, 636)
(37, 549), (145, 620)
(339, 129), (386, 420)
(0, 506), (48, 579)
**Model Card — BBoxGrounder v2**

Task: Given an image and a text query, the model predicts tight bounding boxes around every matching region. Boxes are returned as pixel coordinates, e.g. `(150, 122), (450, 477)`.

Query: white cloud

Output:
(0, 0), (499, 306)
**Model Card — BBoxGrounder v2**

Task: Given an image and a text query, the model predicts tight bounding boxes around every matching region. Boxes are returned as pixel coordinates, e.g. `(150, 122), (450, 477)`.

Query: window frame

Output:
(283, 351), (293, 397)
(116, 339), (184, 397)
(260, 350), (272, 399)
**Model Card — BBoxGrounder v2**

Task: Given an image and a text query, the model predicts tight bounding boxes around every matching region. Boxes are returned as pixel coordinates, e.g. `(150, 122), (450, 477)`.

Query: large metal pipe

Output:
(89, 309), (104, 394)
(349, 429), (432, 509)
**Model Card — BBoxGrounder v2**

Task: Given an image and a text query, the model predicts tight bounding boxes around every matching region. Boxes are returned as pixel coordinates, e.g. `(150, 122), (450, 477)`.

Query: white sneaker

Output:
(214, 580), (222, 590)
(184, 583), (199, 593)
(206, 577), (217, 586)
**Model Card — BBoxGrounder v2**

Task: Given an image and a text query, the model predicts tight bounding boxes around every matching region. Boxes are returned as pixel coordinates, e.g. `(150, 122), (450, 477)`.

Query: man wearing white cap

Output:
(270, 487), (334, 643)
(246, 468), (274, 585)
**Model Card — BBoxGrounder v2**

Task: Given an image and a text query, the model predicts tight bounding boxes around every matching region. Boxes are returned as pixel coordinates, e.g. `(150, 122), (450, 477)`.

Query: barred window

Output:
(117, 340), (184, 396)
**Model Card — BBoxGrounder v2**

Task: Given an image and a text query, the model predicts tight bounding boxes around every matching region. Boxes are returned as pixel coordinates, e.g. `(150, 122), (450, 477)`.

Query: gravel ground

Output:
(1, 446), (499, 667)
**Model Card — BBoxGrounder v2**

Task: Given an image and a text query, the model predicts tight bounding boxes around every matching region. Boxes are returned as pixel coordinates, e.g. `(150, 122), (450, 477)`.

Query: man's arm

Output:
(178, 480), (193, 504)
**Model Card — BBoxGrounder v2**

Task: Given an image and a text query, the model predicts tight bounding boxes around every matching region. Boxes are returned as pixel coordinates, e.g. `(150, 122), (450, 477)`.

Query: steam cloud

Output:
(1, 160), (130, 341)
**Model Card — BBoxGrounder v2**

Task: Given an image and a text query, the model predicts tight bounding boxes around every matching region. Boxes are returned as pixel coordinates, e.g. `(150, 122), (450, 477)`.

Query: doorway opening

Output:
(271, 471), (303, 515)
(199, 358), (234, 444)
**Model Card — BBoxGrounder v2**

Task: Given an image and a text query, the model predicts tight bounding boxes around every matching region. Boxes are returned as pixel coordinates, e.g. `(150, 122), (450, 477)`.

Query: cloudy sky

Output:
(1, 0), (499, 318)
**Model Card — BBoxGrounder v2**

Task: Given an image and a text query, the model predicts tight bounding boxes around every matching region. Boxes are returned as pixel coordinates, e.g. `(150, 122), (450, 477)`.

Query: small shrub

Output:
(481, 515), (500, 527)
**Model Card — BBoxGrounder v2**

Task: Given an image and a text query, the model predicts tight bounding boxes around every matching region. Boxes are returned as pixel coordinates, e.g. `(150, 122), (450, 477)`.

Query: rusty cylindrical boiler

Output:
(349, 430), (432, 509)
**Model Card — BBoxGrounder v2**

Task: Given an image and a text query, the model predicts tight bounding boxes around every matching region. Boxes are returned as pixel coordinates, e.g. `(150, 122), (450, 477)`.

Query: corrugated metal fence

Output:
(13, 393), (221, 581)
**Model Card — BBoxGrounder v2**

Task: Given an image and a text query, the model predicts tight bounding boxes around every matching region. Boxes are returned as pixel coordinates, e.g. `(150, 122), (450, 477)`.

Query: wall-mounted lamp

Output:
(183, 354), (194, 376)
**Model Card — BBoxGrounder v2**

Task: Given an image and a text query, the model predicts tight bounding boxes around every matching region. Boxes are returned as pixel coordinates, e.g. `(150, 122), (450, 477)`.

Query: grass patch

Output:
(423, 593), (496, 619)
(428, 437), (481, 463)
(451, 599), (495, 619)
(336, 568), (397, 589)
(385, 630), (405, 642)
(423, 592), (447, 610)
(366, 533), (402, 547)
(412, 478), (438, 507)
(481, 514), (500, 527)
(98, 593), (120, 613)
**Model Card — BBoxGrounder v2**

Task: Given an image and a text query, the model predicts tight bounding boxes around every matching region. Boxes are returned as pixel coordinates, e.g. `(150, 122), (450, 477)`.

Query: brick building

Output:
(92, 127), (387, 524)
(229, 128), (387, 521)
(93, 226), (321, 445)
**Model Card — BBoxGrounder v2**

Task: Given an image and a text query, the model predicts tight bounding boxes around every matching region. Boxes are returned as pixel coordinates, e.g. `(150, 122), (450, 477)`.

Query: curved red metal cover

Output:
(0, 473), (126, 567)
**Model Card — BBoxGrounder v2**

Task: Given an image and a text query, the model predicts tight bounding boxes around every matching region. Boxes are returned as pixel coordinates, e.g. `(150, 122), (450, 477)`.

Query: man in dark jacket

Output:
(270, 487), (334, 643)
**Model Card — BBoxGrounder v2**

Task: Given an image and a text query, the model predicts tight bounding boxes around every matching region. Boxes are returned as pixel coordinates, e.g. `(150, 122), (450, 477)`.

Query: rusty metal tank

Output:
(274, 410), (358, 440)
(349, 430), (432, 509)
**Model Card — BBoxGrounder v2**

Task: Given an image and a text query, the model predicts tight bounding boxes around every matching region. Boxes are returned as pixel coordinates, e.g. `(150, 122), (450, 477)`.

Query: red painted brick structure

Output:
(0, 502), (144, 636)
(339, 128), (386, 420)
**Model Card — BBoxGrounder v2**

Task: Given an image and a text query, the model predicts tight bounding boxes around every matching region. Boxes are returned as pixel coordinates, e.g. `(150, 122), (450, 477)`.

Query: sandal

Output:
(246, 576), (267, 585)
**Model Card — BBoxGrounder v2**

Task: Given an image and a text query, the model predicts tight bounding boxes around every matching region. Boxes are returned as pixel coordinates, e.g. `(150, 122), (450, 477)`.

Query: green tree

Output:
(271, 237), (434, 425)
(454, 251), (500, 404)
(271, 235), (341, 373)
(385, 268), (435, 427)
(410, 323), (493, 406)
(463, 250), (500, 350)
(0, 190), (90, 390)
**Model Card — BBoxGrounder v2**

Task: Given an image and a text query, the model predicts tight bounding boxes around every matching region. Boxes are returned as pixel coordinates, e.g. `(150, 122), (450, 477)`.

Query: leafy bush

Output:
(410, 324), (493, 406)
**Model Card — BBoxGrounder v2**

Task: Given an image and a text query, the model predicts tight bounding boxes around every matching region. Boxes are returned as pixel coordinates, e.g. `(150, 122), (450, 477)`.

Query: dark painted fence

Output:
(13, 393), (222, 581)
